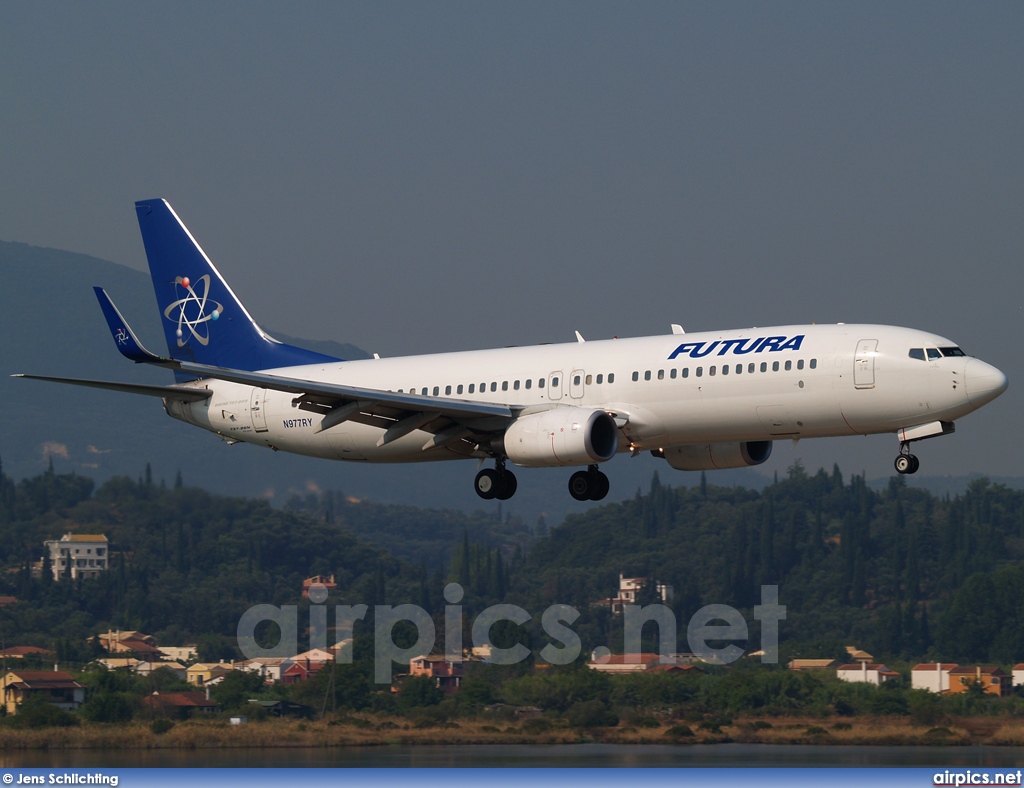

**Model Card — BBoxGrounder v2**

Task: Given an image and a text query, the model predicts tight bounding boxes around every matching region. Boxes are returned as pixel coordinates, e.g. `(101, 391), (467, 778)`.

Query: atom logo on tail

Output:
(163, 275), (224, 347)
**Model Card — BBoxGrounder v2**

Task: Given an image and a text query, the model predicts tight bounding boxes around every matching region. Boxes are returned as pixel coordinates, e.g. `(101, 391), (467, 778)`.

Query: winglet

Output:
(93, 287), (170, 364)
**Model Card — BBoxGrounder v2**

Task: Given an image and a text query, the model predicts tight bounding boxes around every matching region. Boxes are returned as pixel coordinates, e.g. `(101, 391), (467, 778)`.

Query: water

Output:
(2, 744), (1023, 769)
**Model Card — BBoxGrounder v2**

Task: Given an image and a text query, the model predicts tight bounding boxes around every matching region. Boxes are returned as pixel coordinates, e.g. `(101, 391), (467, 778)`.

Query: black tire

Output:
(568, 470), (592, 501)
(475, 468), (500, 500)
(496, 471), (518, 500)
(908, 455), (920, 474)
(894, 455), (911, 474)
(591, 471), (610, 501)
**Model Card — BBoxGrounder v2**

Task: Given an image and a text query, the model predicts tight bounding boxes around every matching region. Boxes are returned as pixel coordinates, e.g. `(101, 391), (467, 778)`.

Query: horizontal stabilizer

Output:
(12, 374), (211, 402)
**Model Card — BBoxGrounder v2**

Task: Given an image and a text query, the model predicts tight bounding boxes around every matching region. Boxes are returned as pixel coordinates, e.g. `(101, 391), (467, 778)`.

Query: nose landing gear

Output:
(568, 465), (610, 501)
(474, 461), (518, 500)
(894, 444), (920, 475)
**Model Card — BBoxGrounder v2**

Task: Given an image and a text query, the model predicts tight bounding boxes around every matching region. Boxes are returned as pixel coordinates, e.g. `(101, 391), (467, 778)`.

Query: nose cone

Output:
(965, 359), (1009, 407)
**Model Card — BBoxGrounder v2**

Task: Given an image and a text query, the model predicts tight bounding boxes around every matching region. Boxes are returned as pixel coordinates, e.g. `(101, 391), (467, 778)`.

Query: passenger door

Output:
(854, 340), (877, 389)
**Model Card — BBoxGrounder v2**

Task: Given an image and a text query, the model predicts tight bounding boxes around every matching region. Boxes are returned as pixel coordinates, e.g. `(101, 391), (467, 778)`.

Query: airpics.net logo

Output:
(236, 584), (785, 684)
(164, 274), (224, 347)
(933, 771), (1023, 786)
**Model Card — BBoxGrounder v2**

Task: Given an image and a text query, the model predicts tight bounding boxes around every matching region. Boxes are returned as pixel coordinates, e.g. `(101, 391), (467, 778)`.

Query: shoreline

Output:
(0, 716), (1020, 750)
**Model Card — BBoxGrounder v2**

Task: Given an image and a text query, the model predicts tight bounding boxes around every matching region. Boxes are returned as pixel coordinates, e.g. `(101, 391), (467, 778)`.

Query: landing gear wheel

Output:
(894, 454), (920, 475)
(496, 470), (517, 500)
(568, 471), (592, 501)
(568, 467), (611, 501)
(475, 468), (501, 500)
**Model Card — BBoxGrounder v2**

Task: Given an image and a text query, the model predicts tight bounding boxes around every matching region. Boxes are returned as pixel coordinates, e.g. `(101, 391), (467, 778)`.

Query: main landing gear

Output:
(474, 462), (517, 501)
(568, 465), (610, 501)
(894, 443), (920, 475)
(473, 462), (612, 502)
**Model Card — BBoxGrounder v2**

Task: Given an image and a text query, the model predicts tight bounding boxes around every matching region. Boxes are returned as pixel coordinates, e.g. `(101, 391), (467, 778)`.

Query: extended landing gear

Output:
(474, 462), (518, 501)
(568, 465), (610, 502)
(894, 444), (920, 475)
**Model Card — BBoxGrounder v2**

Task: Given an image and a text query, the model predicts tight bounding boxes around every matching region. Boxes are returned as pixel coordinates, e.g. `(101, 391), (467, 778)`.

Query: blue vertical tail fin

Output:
(135, 199), (340, 372)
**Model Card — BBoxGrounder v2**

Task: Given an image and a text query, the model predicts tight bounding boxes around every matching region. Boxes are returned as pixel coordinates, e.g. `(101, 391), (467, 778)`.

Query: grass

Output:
(0, 714), (1016, 749)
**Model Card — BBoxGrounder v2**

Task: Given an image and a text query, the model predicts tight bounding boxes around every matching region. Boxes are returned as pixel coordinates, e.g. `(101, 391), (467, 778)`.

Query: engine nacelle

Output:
(661, 441), (772, 471)
(502, 407), (619, 468)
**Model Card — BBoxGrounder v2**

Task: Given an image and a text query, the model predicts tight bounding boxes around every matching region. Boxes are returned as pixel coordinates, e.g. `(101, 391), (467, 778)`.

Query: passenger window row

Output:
(632, 358), (818, 381)
(396, 372), (618, 398)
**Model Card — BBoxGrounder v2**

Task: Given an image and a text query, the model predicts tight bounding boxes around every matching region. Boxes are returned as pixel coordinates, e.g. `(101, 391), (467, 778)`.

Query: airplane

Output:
(16, 199), (1008, 502)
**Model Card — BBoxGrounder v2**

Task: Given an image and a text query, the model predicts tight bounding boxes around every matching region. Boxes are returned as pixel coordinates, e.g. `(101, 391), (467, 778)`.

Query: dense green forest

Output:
(509, 463), (1024, 664)
(0, 458), (1022, 667)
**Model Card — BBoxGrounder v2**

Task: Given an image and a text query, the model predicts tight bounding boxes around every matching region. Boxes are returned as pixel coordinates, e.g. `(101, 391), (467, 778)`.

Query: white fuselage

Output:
(164, 323), (1006, 468)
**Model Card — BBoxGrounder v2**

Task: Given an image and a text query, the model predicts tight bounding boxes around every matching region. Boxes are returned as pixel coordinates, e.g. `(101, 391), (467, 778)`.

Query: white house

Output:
(836, 662), (900, 685)
(134, 661), (188, 681)
(44, 533), (109, 581)
(911, 663), (959, 693)
(158, 645), (198, 663)
(237, 658), (289, 683)
(594, 574), (675, 614)
(1013, 664), (1024, 687)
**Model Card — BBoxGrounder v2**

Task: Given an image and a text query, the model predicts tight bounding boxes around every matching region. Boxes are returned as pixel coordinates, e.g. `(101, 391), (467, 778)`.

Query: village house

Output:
(302, 574), (337, 598)
(282, 661), (318, 684)
(0, 646), (53, 661)
(844, 646), (875, 663)
(237, 658), (289, 684)
(409, 655), (464, 693)
(247, 699), (313, 718)
(586, 652), (701, 674)
(911, 663), (959, 693)
(142, 691), (219, 719)
(95, 657), (141, 671)
(98, 631), (164, 662)
(1, 670), (86, 715)
(787, 659), (838, 671)
(186, 661), (235, 686)
(133, 661), (188, 681)
(836, 662), (900, 685)
(947, 666), (1011, 697)
(158, 645), (198, 663)
(43, 533), (109, 581)
(593, 574), (675, 615)
(1014, 664), (1024, 687)
(279, 648), (337, 685)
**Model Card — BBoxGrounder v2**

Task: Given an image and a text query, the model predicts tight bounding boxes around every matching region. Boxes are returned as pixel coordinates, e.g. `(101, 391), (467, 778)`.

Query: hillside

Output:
(512, 464), (1024, 664)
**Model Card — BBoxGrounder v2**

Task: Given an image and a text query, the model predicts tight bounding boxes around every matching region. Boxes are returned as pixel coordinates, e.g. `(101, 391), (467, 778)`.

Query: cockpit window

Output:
(926, 348), (941, 360)
(908, 348), (925, 361)
(940, 346), (966, 357)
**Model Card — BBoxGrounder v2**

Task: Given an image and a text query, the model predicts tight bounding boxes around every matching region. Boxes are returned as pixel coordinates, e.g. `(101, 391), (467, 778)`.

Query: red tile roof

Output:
(147, 691), (218, 708)
(0, 646), (53, 657)
(949, 666), (1007, 676)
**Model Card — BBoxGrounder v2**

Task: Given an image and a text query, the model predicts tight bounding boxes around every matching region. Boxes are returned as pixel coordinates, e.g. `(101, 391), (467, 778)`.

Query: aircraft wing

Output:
(175, 361), (515, 446)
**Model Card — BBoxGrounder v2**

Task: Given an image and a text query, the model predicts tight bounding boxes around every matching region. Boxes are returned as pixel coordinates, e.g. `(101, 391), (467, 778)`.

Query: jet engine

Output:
(660, 441), (773, 471)
(501, 407), (619, 468)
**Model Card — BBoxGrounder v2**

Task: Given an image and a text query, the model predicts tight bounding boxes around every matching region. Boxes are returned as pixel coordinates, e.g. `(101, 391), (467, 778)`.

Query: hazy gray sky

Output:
(2, 2), (1021, 479)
